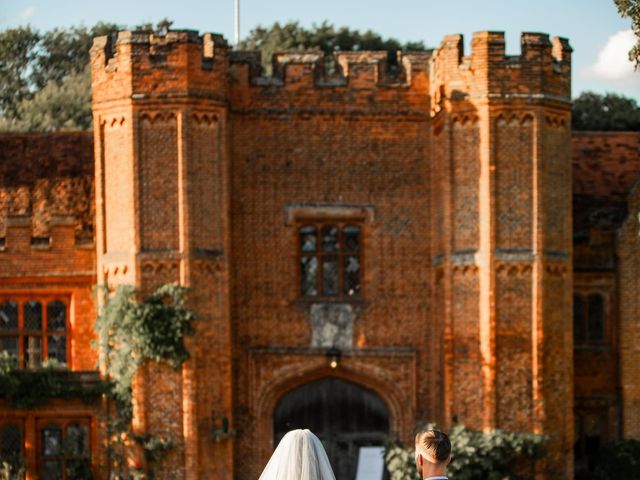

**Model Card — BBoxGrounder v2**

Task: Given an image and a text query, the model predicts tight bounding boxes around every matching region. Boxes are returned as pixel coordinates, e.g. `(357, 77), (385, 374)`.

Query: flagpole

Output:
(234, 0), (240, 46)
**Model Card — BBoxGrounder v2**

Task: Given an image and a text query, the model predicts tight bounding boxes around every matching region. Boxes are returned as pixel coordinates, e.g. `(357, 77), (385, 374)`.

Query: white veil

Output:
(258, 429), (337, 480)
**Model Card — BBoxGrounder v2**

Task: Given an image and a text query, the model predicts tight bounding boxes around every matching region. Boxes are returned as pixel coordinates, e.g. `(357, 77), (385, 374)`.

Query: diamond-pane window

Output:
(48, 336), (67, 364)
(39, 420), (91, 480)
(24, 301), (42, 331)
(47, 302), (66, 332)
(322, 256), (339, 295)
(344, 226), (360, 252)
(43, 426), (62, 457)
(0, 423), (22, 457)
(298, 223), (362, 298)
(0, 298), (68, 367)
(322, 226), (339, 252)
(0, 423), (23, 480)
(0, 336), (18, 358)
(0, 302), (18, 330)
(344, 256), (361, 296)
(299, 226), (317, 253)
(46, 301), (67, 364)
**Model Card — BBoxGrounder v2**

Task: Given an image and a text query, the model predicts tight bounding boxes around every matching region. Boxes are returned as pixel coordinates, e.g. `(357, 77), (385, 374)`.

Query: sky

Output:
(1, 0), (639, 100)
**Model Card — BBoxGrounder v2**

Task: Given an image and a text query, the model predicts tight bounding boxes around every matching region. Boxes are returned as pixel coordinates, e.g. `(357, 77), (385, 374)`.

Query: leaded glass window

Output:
(0, 301), (19, 359)
(39, 420), (91, 480)
(47, 301), (67, 363)
(0, 423), (23, 479)
(0, 298), (68, 367)
(299, 223), (361, 298)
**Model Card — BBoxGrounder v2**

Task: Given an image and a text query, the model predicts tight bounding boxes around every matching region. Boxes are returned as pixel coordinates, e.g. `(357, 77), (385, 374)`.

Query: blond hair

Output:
(414, 429), (451, 464)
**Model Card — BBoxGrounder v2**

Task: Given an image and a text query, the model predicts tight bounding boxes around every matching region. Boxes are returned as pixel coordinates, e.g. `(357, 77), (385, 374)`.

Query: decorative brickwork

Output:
(1, 26), (638, 480)
(617, 183), (640, 439)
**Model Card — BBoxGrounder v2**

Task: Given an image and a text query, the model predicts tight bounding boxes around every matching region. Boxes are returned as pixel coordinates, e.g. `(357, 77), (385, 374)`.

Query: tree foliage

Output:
(0, 22), (178, 131)
(238, 21), (426, 75)
(592, 438), (640, 479)
(614, 0), (640, 68)
(385, 423), (545, 480)
(572, 91), (640, 131)
(0, 26), (40, 118)
(0, 66), (93, 132)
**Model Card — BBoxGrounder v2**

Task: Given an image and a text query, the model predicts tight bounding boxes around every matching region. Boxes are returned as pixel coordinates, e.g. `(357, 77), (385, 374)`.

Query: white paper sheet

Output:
(355, 446), (385, 480)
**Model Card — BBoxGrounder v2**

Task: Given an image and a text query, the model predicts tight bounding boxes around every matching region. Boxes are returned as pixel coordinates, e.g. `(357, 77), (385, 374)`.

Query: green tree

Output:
(0, 26), (40, 118)
(614, 0), (640, 68)
(238, 21), (426, 75)
(32, 23), (120, 89)
(0, 66), (93, 131)
(572, 91), (640, 131)
(593, 439), (640, 479)
(0, 22), (120, 131)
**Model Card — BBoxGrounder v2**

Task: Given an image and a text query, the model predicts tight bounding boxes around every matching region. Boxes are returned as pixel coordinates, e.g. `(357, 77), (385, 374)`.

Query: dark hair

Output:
(415, 429), (451, 463)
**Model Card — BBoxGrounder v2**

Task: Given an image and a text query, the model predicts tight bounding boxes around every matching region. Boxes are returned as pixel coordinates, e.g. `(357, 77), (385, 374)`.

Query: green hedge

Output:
(385, 423), (545, 480)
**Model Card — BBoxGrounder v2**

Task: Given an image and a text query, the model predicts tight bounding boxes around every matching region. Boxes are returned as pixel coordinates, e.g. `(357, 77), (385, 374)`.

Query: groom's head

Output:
(414, 429), (451, 474)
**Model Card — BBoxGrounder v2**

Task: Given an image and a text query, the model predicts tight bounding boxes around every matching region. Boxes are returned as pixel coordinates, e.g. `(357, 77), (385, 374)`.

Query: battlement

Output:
(1, 214), (91, 251)
(0, 213), (95, 279)
(91, 30), (229, 105)
(431, 31), (572, 103)
(229, 49), (432, 89)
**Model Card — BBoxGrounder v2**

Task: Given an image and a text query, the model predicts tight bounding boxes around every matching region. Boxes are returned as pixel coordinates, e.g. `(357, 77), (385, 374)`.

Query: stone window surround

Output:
(285, 203), (374, 302)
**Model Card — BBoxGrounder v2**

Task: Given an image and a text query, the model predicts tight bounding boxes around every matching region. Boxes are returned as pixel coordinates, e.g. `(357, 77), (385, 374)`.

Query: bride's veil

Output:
(258, 429), (337, 480)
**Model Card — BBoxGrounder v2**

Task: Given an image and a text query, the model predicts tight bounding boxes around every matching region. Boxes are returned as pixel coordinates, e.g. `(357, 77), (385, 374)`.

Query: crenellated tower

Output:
(90, 30), (233, 479)
(429, 32), (574, 477)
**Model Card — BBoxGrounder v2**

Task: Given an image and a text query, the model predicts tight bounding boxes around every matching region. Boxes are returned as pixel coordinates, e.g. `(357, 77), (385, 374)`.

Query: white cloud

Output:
(590, 30), (636, 81)
(18, 6), (35, 20)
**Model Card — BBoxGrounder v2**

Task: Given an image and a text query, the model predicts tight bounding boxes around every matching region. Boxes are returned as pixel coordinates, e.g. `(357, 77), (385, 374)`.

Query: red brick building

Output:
(0, 29), (638, 479)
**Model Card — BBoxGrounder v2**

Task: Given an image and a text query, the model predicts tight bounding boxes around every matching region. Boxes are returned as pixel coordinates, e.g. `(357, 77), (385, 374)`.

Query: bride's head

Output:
(259, 429), (336, 480)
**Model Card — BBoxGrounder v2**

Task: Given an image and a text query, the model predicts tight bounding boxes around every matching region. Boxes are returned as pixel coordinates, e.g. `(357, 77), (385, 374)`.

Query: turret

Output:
(90, 29), (233, 479)
(430, 31), (573, 478)
(91, 30), (229, 104)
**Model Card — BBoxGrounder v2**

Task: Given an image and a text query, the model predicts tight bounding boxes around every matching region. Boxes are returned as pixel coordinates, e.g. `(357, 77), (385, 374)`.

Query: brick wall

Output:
(0, 132), (96, 369)
(573, 132), (640, 448)
(1, 27), (637, 480)
(0, 132), (102, 479)
(618, 182), (640, 438)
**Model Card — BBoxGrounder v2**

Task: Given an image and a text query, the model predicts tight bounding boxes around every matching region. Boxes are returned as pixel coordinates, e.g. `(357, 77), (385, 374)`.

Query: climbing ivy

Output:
(95, 283), (196, 479)
(0, 283), (195, 480)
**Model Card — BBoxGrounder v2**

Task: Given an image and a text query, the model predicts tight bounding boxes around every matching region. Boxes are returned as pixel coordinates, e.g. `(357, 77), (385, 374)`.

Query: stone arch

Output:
(254, 363), (410, 471)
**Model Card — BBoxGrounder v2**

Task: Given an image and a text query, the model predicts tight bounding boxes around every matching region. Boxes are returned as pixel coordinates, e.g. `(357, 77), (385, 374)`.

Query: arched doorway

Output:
(274, 377), (390, 479)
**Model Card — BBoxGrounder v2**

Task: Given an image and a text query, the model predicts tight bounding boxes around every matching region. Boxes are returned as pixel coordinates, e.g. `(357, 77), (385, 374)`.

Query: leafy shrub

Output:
(385, 423), (545, 480)
(592, 438), (640, 479)
(0, 351), (106, 409)
(0, 455), (26, 480)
